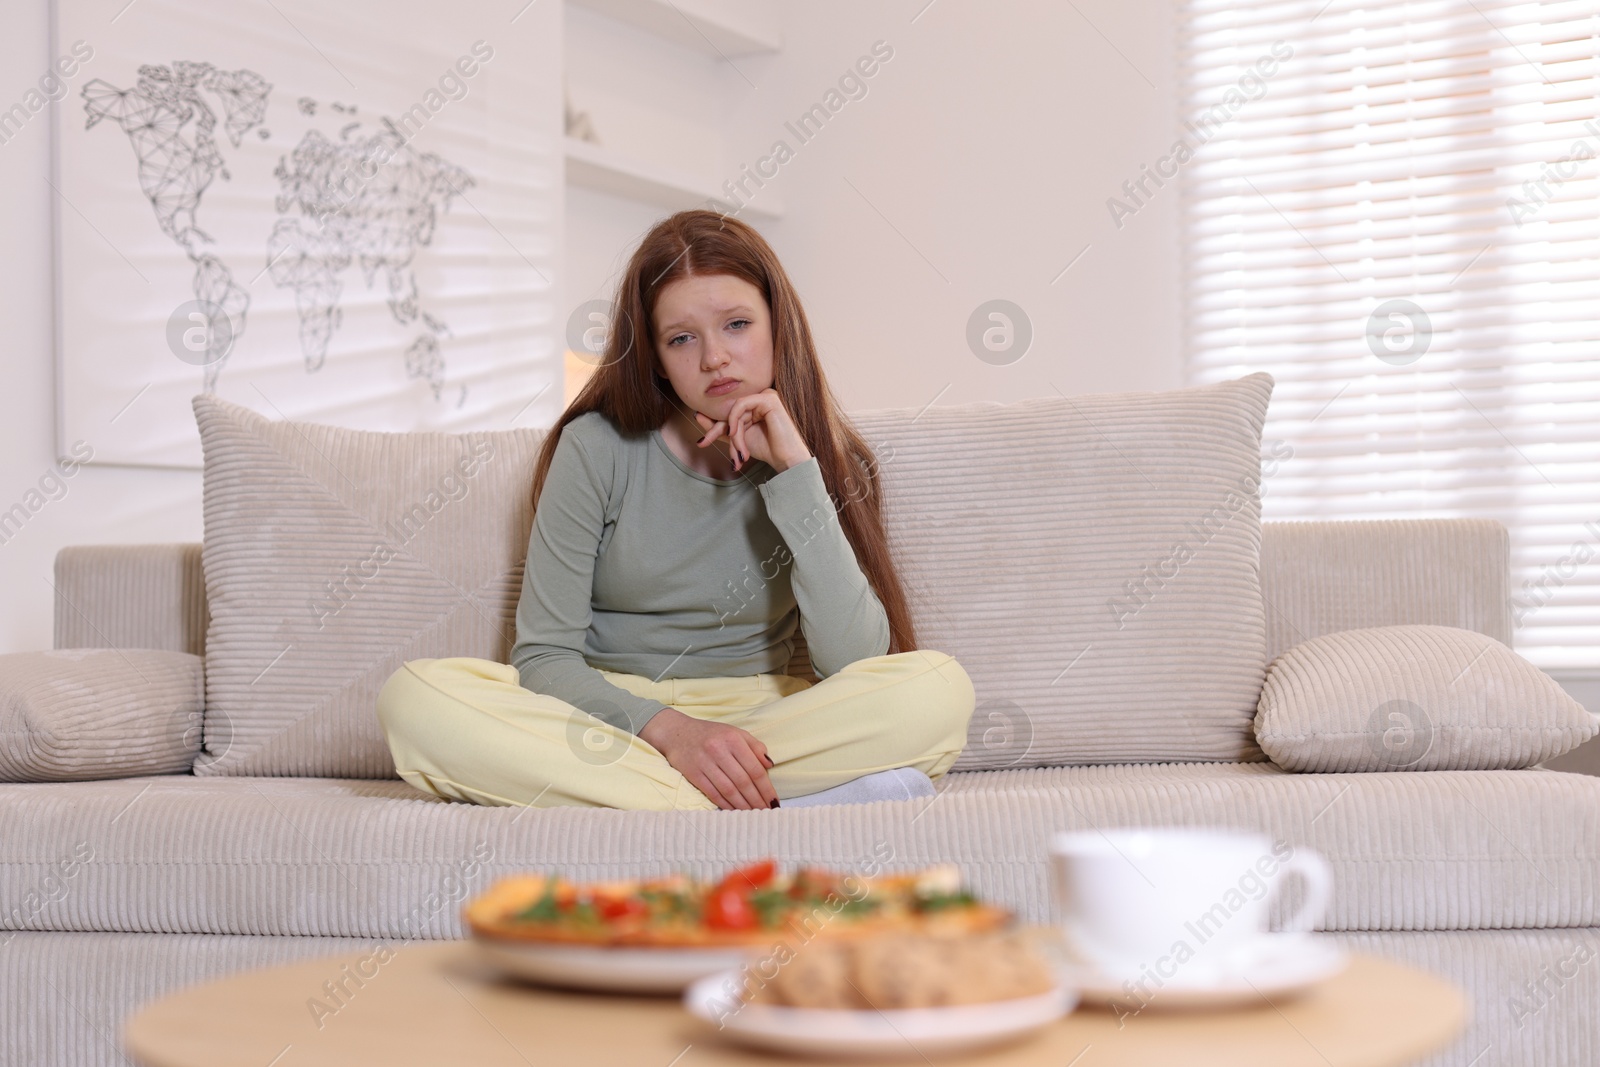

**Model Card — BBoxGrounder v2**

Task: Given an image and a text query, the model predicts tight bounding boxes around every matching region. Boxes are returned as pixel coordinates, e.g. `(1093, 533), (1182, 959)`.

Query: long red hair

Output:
(530, 209), (919, 655)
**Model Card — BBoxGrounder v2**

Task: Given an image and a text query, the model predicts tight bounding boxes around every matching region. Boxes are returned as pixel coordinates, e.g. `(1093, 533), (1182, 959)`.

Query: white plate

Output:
(683, 968), (1077, 1059)
(1055, 933), (1349, 1010)
(472, 935), (755, 994)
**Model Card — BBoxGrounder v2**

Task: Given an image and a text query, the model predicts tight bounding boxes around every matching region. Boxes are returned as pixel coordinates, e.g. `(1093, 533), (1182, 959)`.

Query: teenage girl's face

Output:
(651, 273), (774, 418)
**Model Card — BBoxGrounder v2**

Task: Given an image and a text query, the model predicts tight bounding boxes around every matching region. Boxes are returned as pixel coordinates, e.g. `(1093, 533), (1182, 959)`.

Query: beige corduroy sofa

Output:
(2, 374), (1596, 1067)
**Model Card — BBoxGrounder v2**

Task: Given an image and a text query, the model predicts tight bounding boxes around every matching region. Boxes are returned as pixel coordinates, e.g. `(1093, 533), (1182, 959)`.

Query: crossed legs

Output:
(374, 650), (975, 811)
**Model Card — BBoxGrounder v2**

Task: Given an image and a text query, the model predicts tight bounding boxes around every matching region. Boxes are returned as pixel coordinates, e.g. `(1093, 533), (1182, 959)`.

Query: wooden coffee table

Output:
(123, 935), (1466, 1067)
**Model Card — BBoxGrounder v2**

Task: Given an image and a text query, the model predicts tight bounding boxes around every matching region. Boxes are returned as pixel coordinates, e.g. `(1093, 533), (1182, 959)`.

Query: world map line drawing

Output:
(81, 60), (474, 402)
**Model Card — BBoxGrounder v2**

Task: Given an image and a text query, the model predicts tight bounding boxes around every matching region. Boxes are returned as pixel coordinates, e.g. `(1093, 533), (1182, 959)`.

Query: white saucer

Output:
(472, 935), (754, 994)
(1055, 933), (1349, 1010)
(683, 967), (1078, 1059)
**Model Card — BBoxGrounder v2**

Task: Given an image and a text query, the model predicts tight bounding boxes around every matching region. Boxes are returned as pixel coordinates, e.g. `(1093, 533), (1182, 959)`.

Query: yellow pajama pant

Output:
(374, 650), (975, 811)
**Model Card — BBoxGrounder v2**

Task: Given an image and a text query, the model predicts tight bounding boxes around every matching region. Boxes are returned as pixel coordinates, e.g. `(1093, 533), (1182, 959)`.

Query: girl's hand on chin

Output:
(693, 388), (812, 473)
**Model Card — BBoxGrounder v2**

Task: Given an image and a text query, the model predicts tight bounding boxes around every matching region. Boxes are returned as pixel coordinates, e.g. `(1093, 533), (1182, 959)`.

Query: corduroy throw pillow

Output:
(1255, 625), (1598, 771)
(191, 395), (545, 777)
(0, 648), (204, 781)
(854, 371), (1276, 769)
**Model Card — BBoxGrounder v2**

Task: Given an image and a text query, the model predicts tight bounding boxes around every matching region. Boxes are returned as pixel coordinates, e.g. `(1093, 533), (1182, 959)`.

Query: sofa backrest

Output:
(55, 520), (1515, 666)
(175, 377), (1282, 776)
(55, 543), (208, 657)
(1259, 517), (1512, 662)
(50, 380), (1515, 777)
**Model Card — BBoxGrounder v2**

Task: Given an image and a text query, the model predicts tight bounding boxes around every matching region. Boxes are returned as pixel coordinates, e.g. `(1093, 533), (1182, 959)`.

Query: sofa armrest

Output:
(53, 544), (207, 657)
(1260, 518), (1511, 662)
(0, 649), (204, 781)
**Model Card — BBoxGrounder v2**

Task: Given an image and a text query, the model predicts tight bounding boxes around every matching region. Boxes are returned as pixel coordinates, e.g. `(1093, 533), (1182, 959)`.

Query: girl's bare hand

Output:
(638, 707), (779, 809)
(694, 388), (813, 474)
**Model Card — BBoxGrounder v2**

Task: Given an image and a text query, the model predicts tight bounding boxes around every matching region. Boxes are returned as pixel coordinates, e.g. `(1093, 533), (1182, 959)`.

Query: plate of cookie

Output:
(465, 857), (1016, 995)
(683, 925), (1076, 1058)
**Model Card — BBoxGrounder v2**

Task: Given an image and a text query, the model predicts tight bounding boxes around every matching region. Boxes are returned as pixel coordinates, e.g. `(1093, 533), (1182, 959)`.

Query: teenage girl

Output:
(375, 210), (975, 811)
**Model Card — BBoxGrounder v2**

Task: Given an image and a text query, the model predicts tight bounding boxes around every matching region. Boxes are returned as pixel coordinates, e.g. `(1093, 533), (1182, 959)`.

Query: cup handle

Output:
(1272, 849), (1332, 934)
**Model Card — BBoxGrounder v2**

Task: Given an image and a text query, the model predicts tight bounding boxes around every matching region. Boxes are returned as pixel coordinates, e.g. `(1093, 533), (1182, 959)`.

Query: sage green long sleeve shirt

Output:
(510, 411), (891, 736)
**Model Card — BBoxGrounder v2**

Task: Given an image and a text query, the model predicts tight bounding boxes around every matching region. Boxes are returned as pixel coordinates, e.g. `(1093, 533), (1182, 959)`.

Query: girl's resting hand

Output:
(638, 707), (779, 809)
(694, 387), (813, 474)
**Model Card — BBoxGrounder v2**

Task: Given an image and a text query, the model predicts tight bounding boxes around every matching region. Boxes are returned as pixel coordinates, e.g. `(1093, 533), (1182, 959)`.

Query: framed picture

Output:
(51, 0), (562, 468)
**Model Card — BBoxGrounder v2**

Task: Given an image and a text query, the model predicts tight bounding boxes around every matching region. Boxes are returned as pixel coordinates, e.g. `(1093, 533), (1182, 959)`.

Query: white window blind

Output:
(1181, 0), (1600, 669)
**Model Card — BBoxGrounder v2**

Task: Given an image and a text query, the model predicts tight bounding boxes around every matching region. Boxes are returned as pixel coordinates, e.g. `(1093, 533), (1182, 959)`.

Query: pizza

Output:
(464, 858), (1013, 947)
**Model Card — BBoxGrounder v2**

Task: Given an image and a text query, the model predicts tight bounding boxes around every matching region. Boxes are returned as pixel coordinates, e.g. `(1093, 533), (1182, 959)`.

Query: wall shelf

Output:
(567, 0), (781, 58)
(564, 136), (784, 219)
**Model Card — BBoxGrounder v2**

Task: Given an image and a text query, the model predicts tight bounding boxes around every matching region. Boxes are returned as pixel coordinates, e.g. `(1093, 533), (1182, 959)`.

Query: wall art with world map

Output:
(52, 0), (562, 468)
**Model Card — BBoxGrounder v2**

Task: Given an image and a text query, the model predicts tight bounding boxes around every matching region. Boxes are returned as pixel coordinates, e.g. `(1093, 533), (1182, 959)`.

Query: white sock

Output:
(782, 767), (936, 808)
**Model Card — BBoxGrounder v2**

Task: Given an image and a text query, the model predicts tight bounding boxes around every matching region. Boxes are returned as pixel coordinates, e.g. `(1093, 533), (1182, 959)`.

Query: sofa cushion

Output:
(0, 649), (203, 782)
(2, 762), (1592, 939)
(1256, 625), (1599, 772)
(853, 372), (1275, 768)
(190, 395), (547, 777)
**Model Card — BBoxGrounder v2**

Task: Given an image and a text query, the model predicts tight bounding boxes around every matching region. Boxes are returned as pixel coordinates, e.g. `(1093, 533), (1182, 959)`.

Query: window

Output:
(1181, 0), (1600, 669)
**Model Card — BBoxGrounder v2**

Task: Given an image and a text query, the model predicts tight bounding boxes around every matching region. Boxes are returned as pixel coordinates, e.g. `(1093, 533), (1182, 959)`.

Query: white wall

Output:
(0, 0), (208, 655)
(2, 1), (1185, 655)
(722, 1), (1184, 407)
(563, 3), (729, 314)
(566, 1), (1184, 407)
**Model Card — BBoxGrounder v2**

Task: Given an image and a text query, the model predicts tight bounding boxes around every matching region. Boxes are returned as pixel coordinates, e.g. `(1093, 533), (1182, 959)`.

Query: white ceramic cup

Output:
(1049, 827), (1331, 983)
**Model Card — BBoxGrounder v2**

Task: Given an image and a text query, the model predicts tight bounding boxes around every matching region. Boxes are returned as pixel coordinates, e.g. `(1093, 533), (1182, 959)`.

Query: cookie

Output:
(748, 929), (1057, 1010)
(852, 933), (969, 1009)
(945, 930), (1058, 1003)
(754, 939), (859, 1009)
